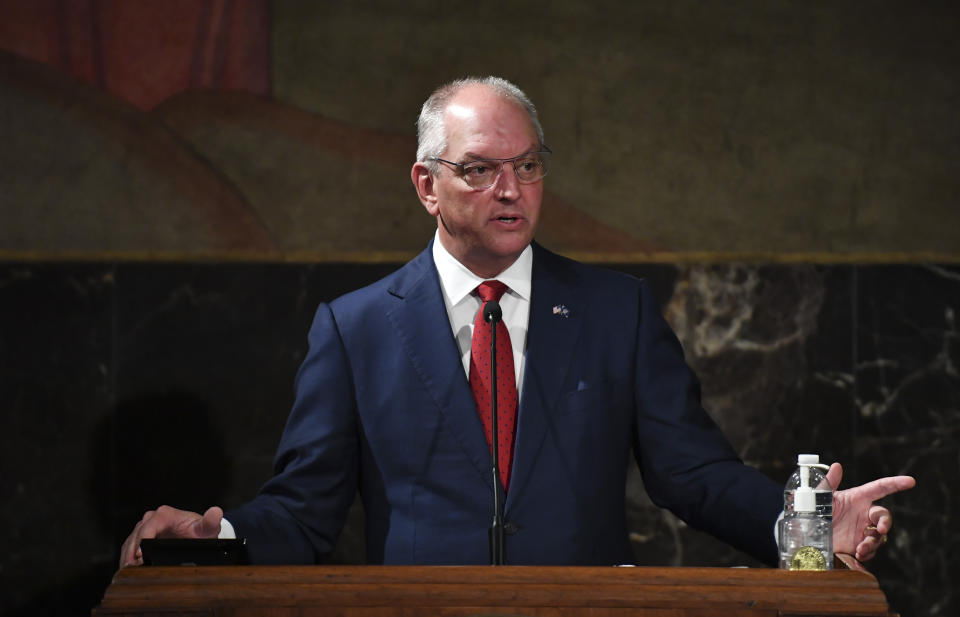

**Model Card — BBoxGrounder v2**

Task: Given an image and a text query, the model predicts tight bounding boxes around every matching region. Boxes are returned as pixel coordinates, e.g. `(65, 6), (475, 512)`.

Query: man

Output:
(121, 77), (914, 567)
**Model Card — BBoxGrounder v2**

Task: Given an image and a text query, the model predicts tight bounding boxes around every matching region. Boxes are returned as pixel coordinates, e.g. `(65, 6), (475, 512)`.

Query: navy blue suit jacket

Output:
(227, 241), (783, 565)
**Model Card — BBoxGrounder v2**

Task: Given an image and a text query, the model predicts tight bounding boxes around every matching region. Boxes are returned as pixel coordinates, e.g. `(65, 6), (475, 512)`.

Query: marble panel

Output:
(623, 264), (854, 568)
(106, 263), (401, 560)
(851, 265), (960, 617)
(1, 262), (954, 617)
(621, 263), (958, 617)
(0, 264), (117, 615)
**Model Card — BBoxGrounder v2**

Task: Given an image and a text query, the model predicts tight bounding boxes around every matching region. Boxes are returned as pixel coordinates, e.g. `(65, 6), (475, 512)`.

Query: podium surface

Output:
(94, 565), (896, 617)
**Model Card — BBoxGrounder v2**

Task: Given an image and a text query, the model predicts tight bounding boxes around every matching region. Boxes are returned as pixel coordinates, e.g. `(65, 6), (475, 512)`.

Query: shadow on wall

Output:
(10, 390), (231, 617)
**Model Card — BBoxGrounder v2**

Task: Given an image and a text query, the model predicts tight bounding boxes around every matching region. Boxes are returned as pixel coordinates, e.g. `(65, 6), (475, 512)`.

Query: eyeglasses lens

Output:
(462, 152), (550, 189)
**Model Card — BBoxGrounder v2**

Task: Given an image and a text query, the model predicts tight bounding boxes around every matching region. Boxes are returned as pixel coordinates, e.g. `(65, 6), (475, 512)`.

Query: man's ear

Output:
(411, 162), (440, 216)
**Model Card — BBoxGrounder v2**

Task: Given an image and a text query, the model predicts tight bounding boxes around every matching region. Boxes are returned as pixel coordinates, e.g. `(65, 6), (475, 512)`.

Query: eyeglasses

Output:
(427, 146), (552, 190)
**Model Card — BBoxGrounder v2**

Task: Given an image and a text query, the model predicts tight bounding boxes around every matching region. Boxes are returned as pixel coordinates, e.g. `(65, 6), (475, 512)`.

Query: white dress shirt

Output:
(431, 232), (532, 398)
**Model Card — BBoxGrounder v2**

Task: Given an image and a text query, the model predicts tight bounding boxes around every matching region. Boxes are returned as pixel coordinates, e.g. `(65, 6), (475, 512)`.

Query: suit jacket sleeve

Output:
(630, 277), (783, 565)
(224, 302), (359, 564)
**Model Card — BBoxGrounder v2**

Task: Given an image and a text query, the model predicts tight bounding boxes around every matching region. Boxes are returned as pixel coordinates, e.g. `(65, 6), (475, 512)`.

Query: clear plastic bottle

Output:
(778, 454), (834, 570)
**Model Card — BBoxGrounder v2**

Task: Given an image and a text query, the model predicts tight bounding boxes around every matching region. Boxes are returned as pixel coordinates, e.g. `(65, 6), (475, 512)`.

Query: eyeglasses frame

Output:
(426, 145), (552, 190)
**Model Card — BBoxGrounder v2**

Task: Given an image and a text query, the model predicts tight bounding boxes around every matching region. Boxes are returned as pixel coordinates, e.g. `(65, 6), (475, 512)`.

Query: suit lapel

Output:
(386, 244), (495, 490)
(506, 244), (584, 507)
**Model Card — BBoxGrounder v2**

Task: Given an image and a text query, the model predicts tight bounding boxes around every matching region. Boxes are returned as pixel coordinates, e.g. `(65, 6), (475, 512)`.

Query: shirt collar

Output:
(432, 231), (532, 305)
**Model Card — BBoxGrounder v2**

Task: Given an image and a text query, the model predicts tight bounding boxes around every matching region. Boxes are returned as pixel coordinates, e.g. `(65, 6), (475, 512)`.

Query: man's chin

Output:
(460, 242), (531, 277)
(491, 234), (533, 259)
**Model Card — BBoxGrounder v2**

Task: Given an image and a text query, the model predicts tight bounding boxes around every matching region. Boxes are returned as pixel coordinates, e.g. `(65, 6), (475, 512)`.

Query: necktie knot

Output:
(477, 280), (508, 303)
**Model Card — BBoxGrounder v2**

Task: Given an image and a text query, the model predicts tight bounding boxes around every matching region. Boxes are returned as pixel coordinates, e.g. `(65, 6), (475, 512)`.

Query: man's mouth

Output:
(496, 216), (518, 223)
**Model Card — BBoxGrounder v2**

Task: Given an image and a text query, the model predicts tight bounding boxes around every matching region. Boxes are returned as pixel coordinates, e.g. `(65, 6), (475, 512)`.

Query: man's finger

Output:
(119, 505), (215, 567)
(120, 514), (155, 567)
(121, 531), (145, 567)
(855, 534), (887, 562)
(868, 505), (893, 534)
(825, 462), (843, 490)
(856, 476), (916, 502)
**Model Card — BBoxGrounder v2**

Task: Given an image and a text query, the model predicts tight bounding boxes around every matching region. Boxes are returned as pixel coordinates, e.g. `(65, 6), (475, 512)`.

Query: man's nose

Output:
(493, 161), (521, 199)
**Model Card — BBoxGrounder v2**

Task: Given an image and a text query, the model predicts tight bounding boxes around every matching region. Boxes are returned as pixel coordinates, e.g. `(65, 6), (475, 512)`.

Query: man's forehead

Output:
(442, 93), (537, 157)
(459, 142), (541, 161)
(444, 86), (530, 126)
(446, 103), (476, 121)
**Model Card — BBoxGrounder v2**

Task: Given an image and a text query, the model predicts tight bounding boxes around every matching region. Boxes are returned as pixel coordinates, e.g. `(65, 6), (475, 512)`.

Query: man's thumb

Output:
(825, 462), (844, 490)
(195, 506), (223, 538)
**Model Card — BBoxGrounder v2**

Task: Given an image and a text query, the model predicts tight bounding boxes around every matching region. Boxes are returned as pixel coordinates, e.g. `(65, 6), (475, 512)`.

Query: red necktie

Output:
(469, 281), (518, 491)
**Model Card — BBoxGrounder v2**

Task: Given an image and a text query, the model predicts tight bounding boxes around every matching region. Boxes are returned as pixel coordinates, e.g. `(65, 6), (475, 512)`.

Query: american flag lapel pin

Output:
(552, 304), (570, 318)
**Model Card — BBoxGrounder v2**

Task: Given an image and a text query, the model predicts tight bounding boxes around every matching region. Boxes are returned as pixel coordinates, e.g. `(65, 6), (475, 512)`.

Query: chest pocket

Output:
(556, 378), (630, 416)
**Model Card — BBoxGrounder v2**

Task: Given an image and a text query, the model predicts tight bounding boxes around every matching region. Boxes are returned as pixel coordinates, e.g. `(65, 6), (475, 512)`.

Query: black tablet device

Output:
(140, 538), (249, 566)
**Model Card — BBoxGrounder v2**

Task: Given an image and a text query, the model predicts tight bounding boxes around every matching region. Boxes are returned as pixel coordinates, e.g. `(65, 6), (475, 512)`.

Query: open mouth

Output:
(496, 216), (518, 223)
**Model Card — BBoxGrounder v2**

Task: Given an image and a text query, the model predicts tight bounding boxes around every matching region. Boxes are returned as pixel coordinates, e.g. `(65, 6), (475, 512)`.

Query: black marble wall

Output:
(1, 261), (955, 617)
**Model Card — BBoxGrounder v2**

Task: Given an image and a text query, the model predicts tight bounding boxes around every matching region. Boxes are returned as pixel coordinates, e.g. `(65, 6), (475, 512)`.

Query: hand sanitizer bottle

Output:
(778, 454), (834, 570)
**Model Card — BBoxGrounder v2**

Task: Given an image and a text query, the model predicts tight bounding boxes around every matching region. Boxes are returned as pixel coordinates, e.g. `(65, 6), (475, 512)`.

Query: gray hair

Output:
(416, 77), (545, 173)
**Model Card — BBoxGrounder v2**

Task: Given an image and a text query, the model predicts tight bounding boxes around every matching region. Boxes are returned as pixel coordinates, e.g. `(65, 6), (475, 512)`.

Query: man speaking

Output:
(121, 77), (913, 567)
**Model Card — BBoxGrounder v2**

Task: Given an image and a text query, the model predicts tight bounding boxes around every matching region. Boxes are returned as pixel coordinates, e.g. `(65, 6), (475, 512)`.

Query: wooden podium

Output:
(94, 564), (896, 617)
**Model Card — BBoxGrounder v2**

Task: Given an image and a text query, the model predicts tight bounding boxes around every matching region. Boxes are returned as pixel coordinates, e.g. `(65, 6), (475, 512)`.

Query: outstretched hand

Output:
(119, 505), (223, 567)
(828, 463), (915, 562)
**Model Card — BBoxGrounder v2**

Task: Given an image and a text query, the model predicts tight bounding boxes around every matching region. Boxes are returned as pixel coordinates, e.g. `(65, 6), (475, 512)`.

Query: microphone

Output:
(483, 300), (502, 324)
(483, 299), (506, 565)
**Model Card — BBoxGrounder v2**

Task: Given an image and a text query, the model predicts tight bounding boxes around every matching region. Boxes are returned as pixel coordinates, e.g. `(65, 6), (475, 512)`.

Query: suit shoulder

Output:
(533, 243), (651, 295)
(329, 248), (434, 310)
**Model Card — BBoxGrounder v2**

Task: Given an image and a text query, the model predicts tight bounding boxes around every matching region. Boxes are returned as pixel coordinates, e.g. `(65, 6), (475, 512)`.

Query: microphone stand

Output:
(484, 300), (506, 566)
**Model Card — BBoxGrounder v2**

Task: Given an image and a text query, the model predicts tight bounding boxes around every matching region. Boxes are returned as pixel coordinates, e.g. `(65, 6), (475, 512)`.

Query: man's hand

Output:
(827, 463), (916, 563)
(119, 505), (223, 567)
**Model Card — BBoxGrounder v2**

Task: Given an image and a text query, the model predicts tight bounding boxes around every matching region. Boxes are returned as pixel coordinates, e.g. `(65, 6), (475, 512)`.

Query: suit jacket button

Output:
(503, 522), (519, 535)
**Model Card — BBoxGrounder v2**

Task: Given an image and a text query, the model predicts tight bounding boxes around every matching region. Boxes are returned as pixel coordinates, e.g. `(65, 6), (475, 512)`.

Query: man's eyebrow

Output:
(460, 145), (539, 161)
